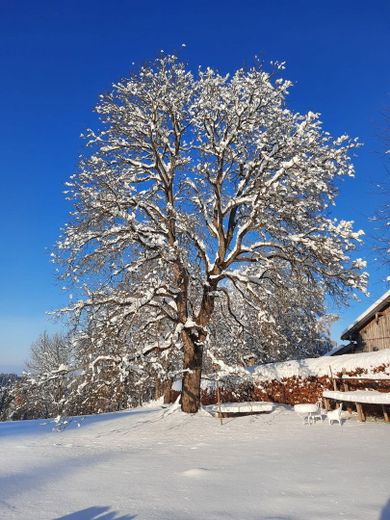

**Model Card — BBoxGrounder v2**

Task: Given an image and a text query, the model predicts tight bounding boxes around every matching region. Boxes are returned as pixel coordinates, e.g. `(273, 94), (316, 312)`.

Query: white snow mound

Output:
(250, 349), (390, 382)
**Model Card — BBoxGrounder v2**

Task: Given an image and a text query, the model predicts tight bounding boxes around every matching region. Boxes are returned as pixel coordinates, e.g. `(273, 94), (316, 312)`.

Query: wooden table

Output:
(323, 389), (390, 422)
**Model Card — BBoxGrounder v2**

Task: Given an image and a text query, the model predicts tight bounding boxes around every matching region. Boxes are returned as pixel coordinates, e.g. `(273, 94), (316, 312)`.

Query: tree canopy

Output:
(55, 55), (367, 412)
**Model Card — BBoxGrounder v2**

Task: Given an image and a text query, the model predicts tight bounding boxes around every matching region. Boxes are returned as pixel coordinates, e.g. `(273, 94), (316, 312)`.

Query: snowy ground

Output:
(1, 404), (389, 520)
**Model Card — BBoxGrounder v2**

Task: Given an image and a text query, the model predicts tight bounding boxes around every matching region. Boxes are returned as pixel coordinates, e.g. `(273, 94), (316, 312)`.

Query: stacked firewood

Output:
(168, 363), (390, 406)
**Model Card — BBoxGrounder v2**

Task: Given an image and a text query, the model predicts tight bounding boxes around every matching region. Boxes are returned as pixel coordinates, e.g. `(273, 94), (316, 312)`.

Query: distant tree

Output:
(55, 55), (367, 413)
(372, 172), (390, 267)
(0, 373), (19, 421)
(11, 332), (73, 420)
(370, 116), (390, 267)
(27, 331), (71, 375)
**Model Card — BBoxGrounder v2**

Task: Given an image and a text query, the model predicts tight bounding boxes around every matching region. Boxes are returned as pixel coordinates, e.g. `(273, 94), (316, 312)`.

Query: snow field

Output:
(0, 404), (389, 520)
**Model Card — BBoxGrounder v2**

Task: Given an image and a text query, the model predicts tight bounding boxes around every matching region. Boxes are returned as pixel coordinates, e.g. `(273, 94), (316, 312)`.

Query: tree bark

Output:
(181, 330), (203, 413)
(181, 284), (216, 413)
(163, 380), (173, 404)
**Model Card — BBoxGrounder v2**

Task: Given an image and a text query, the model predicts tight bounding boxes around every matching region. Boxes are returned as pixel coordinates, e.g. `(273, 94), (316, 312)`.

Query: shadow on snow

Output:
(380, 498), (390, 520)
(54, 506), (136, 520)
(0, 407), (157, 438)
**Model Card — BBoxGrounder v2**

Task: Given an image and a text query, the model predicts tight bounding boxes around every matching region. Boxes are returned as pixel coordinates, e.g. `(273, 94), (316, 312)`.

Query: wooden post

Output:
(382, 405), (389, 423)
(324, 398), (331, 411)
(341, 368), (353, 414)
(361, 404), (366, 422)
(216, 378), (223, 426)
(342, 368), (349, 392)
(355, 402), (366, 422)
(329, 366), (337, 391)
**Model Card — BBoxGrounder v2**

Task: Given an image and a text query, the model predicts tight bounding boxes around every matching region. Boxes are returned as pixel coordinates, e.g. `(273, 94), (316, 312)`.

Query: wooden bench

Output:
(323, 389), (390, 422)
(206, 401), (274, 418)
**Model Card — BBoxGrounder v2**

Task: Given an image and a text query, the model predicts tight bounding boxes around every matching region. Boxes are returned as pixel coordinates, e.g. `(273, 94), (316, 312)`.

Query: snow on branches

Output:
(54, 55), (367, 413)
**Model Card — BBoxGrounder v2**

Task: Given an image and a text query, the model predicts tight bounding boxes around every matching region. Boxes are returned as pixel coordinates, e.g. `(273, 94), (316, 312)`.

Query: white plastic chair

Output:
(327, 403), (343, 425)
(311, 401), (324, 423)
(294, 403), (323, 425)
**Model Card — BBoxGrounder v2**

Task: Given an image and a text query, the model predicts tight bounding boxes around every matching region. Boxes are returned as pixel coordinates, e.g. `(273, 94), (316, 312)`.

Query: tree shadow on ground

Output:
(0, 449), (122, 502)
(0, 407), (157, 438)
(55, 506), (136, 519)
(380, 498), (390, 520)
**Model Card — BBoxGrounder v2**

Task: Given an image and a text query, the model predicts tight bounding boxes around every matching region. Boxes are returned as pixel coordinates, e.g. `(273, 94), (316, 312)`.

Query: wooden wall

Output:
(353, 303), (390, 352)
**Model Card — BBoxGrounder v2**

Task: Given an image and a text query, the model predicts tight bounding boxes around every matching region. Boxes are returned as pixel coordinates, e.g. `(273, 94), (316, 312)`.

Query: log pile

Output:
(168, 361), (390, 406)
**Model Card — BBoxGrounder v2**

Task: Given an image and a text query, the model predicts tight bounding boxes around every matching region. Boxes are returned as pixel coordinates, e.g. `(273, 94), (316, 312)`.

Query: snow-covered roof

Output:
(325, 343), (355, 356)
(341, 289), (390, 340)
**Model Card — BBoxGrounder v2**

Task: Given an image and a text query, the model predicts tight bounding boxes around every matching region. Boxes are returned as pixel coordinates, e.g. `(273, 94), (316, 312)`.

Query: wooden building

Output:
(339, 289), (390, 354)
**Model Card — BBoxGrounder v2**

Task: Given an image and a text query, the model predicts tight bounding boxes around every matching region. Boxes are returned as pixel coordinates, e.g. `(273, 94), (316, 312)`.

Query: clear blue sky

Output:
(0, 0), (389, 373)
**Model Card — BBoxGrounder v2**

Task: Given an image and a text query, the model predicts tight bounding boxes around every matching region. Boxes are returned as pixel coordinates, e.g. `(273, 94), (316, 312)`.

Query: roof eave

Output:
(341, 289), (390, 340)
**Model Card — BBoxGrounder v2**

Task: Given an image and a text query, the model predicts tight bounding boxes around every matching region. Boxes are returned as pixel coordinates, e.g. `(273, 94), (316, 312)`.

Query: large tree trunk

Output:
(181, 284), (216, 413)
(181, 331), (203, 413)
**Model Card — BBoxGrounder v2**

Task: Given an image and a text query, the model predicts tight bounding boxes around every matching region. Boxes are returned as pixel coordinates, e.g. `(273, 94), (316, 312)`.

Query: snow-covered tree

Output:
(372, 173), (390, 267)
(27, 331), (72, 376)
(9, 333), (73, 420)
(55, 55), (367, 413)
(207, 270), (336, 369)
(0, 373), (18, 421)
